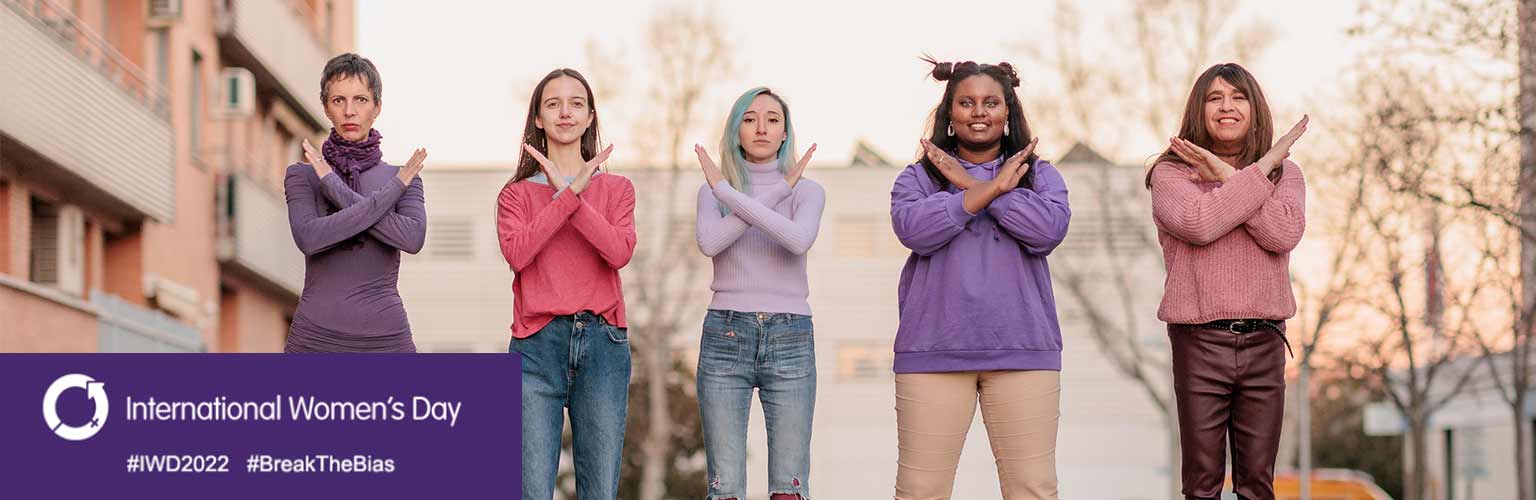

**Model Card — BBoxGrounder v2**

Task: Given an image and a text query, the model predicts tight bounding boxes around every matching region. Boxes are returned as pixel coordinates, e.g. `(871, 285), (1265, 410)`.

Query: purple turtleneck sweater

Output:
(695, 159), (826, 315)
(283, 161), (426, 352)
(890, 156), (1071, 373)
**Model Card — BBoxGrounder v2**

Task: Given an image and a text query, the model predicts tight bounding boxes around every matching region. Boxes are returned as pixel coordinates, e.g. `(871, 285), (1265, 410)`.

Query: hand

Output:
(522, 144), (569, 191)
(568, 145), (613, 195)
(990, 137), (1038, 194)
(1257, 114), (1309, 176)
(694, 144), (725, 188)
(1169, 137), (1234, 182)
(785, 143), (817, 188)
(396, 148), (427, 185)
(301, 139), (334, 178)
(920, 138), (979, 190)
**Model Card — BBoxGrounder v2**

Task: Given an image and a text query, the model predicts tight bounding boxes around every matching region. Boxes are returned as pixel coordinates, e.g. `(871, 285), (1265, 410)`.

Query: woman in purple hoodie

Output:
(888, 59), (1071, 500)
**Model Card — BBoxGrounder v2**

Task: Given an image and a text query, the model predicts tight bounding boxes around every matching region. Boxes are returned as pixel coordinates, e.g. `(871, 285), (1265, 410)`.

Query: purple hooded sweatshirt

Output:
(889, 156), (1071, 373)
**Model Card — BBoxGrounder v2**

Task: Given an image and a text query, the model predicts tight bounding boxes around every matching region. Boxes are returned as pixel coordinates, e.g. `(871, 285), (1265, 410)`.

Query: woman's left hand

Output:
(785, 143), (816, 188)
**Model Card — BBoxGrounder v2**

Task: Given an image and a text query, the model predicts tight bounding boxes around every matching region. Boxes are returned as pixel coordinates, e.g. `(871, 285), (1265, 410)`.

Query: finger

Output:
(1020, 137), (1039, 158)
(797, 143), (818, 170)
(590, 144), (615, 168)
(407, 148), (425, 170)
(921, 139), (946, 165)
(523, 144), (553, 166)
(302, 140), (321, 163)
(1291, 114), (1310, 135)
(1170, 140), (1197, 165)
(412, 150), (428, 172)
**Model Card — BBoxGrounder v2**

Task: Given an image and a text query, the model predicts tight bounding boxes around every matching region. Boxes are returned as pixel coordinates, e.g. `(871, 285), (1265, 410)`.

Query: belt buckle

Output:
(1228, 321), (1256, 334)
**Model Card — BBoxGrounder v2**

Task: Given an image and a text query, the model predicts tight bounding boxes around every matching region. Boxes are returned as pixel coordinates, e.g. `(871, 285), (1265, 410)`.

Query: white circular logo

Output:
(42, 374), (109, 441)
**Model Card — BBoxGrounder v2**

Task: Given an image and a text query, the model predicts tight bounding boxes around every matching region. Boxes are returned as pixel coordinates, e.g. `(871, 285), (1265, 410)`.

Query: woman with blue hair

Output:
(692, 87), (823, 500)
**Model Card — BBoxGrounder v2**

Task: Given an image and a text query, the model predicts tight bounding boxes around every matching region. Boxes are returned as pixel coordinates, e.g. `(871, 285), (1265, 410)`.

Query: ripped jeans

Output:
(696, 309), (816, 500)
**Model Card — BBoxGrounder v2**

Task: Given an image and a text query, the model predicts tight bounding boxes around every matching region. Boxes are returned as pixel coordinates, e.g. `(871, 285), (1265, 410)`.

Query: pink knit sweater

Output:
(1148, 159), (1306, 324)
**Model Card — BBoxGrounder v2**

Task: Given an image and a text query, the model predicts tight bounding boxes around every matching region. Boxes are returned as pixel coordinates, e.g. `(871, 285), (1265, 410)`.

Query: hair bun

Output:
(931, 61), (954, 81)
(996, 62), (1021, 87)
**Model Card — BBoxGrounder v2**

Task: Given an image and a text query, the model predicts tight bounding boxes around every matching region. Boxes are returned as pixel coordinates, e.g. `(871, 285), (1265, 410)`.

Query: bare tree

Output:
(1015, 2), (1275, 498)
(1290, 138), (1370, 499)
(1332, 59), (1492, 500)
(585, 3), (737, 499)
(1017, 0), (1274, 161)
(1346, 2), (1536, 498)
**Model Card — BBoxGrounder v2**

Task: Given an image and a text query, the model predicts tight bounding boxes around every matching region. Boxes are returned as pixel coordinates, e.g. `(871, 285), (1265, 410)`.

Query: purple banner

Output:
(0, 354), (520, 498)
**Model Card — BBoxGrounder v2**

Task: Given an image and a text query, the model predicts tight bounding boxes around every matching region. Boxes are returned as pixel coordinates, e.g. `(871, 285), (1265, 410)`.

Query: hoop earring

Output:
(1004, 122), (1010, 136)
(946, 124), (954, 137)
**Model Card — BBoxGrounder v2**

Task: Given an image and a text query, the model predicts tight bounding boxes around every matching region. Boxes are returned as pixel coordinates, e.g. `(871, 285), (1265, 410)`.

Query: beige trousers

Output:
(894, 370), (1061, 500)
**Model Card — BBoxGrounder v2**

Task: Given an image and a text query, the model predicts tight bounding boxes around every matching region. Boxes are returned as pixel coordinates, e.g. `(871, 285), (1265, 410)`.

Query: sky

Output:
(356, 0), (1361, 169)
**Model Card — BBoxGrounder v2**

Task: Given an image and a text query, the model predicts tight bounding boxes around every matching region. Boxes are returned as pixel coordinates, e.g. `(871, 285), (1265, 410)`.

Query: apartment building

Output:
(0, 0), (355, 352)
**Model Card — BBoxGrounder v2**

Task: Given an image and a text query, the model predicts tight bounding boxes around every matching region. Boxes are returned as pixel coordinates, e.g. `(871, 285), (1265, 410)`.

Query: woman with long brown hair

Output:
(1147, 62), (1308, 500)
(496, 68), (633, 500)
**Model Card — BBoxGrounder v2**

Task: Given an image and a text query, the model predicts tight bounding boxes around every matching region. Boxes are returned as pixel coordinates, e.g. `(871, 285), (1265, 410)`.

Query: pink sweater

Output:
(1148, 160), (1306, 324)
(496, 174), (637, 339)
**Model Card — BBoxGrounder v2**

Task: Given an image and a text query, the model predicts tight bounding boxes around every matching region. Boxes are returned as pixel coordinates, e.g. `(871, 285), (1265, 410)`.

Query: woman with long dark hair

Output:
(496, 68), (633, 500)
(283, 52), (427, 353)
(889, 59), (1071, 500)
(1147, 62), (1308, 500)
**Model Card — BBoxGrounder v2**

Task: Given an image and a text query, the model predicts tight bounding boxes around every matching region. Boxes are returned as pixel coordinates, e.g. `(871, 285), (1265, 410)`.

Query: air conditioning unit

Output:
(147, 0), (182, 24)
(219, 67), (256, 118)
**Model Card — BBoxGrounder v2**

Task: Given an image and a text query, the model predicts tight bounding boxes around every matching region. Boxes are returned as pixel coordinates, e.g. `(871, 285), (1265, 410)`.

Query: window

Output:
(836, 215), (880, 259)
(190, 51), (205, 167)
(0, 179), (9, 275)
(835, 341), (893, 383)
(1444, 428), (1455, 500)
(1056, 210), (1149, 256)
(274, 123), (297, 178)
(324, 1), (335, 49)
(28, 197), (58, 285)
(429, 216), (474, 260)
(28, 198), (84, 293)
(153, 29), (169, 88)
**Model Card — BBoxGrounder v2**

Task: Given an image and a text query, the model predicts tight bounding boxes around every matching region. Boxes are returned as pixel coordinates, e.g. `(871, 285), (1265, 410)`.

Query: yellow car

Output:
(1269, 469), (1395, 500)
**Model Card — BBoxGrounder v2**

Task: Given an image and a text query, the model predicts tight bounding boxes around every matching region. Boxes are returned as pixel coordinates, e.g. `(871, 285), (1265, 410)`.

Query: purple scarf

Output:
(321, 128), (383, 192)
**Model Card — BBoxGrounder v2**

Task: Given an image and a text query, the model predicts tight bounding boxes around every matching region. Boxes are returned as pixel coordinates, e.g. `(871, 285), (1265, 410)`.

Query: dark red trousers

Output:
(1169, 322), (1288, 500)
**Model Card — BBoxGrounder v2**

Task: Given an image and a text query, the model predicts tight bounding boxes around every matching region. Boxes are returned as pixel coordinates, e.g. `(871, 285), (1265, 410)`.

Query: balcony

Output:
(94, 291), (205, 353)
(216, 172), (304, 297)
(0, 274), (203, 352)
(0, 0), (175, 222)
(215, 0), (330, 128)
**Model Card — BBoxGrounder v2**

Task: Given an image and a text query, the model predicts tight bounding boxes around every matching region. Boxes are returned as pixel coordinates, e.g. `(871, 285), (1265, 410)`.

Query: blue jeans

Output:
(696, 309), (816, 499)
(511, 312), (631, 500)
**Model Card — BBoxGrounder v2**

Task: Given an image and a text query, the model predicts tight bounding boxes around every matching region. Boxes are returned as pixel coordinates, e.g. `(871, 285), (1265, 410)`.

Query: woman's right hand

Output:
(1169, 137), (1233, 182)
(523, 144), (569, 191)
(300, 140), (334, 178)
(695, 144), (726, 188)
(921, 139), (979, 190)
